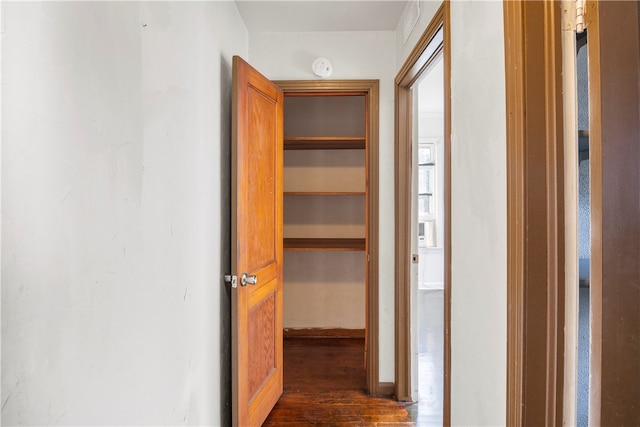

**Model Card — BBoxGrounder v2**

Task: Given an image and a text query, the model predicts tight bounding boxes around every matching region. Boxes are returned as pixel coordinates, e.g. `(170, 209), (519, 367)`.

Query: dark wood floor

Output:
(264, 290), (444, 426)
(263, 338), (414, 426)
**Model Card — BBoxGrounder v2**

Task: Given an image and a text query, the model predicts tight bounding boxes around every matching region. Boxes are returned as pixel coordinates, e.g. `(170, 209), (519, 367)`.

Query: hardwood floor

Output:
(414, 289), (444, 426)
(263, 338), (414, 426)
(264, 289), (444, 426)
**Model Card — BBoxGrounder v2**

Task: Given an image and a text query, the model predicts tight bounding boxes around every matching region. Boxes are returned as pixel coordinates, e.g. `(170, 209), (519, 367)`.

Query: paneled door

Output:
(231, 55), (284, 427)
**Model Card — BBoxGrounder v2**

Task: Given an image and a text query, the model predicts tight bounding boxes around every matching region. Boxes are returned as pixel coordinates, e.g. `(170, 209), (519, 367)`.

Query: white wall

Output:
(398, 1), (507, 425)
(2, 2), (247, 425)
(248, 30), (397, 382)
(396, 1), (444, 66)
(449, 2), (506, 424)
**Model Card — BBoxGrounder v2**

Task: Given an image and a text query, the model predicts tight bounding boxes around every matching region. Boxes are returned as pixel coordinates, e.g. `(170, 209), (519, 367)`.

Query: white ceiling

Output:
(235, 1), (409, 32)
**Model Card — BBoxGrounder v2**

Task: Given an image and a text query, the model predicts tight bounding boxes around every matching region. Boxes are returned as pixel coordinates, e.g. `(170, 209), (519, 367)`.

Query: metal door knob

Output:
(241, 273), (258, 286)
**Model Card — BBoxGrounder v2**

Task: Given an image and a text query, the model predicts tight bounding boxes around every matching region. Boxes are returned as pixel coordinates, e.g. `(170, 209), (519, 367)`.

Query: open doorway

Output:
(261, 80), (382, 425)
(412, 52), (445, 426)
(395, 3), (450, 424)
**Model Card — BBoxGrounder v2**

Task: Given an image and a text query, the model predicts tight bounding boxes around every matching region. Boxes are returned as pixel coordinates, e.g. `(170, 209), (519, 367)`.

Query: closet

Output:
(275, 80), (379, 391)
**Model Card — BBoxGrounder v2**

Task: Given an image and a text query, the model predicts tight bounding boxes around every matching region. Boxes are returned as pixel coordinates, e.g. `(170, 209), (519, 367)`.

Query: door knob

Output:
(241, 273), (258, 286)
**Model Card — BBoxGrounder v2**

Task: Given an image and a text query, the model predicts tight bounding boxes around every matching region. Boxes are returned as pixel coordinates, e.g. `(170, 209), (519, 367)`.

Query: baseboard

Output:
(377, 382), (396, 398)
(283, 328), (365, 339)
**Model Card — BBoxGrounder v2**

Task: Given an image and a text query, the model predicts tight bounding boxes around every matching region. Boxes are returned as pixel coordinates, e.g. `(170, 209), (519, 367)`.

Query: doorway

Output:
(274, 79), (381, 396)
(394, 3), (451, 424)
(412, 52), (445, 426)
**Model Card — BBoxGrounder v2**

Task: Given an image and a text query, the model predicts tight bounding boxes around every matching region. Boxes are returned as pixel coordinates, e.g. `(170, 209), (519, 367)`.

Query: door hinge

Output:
(564, 0), (586, 33)
(575, 0), (585, 33)
(224, 274), (238, 289)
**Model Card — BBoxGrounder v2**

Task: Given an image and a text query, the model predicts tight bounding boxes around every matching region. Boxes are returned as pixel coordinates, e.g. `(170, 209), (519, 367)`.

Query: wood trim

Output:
(284, 192), (365, 196)
(585, 2), (602, 423)
(283, 328), (365, 339)
(274, 80), (379, 93)
(394, 56), (412, 404)
(561, 12), (579, 426)
(442, 6), (452, 426)
(503, 1), (565, 425)
(367, 81), (381, 397)
(503, 2), (525, 425)
(378, 382), (395, 398)
(275, 79), (381, 397)
(394, 3), (451, 425)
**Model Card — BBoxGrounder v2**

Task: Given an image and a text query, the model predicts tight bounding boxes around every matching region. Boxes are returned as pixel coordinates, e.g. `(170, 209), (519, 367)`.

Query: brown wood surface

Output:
(283, 238), (365, 252)
(284, 192), (365, 196)
(284, 136), (365, 150)
(503, 1), (566, 425)
(588, 1), (640, 424)
(263, 338), (412, 426)
(283, 328), (365, 339)
(231, 55), (284, 427)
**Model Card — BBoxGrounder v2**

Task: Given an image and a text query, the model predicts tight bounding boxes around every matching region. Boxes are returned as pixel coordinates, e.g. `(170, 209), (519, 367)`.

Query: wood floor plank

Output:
(263, 338), (412, 426)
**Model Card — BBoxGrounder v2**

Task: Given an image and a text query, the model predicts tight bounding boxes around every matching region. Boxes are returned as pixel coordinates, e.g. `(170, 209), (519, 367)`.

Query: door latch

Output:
(224, 274), (238, 289)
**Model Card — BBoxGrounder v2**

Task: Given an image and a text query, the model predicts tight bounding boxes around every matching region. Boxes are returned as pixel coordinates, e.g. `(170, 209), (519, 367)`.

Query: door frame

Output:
(273, 79), (381, 396)
(503, 1), (566, 425)
(394, 3), (451, 424)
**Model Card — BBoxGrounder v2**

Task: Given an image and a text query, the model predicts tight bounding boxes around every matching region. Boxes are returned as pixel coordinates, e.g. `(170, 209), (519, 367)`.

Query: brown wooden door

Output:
(231, 56), (284, 427)
(587, 1), (640, 424)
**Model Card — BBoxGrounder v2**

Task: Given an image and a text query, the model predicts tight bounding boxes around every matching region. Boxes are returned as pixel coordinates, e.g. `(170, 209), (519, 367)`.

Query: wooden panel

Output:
(231, 56), (284, 427)
(243, 84), (278, 271)
(588, 1), (640, 424)
(248, 292), (277, 399)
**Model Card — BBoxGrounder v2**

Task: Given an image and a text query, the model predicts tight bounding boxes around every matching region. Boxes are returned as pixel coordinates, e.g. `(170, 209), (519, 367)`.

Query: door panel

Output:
(232, 56), (284, 427)
(587, 1), (640, 424)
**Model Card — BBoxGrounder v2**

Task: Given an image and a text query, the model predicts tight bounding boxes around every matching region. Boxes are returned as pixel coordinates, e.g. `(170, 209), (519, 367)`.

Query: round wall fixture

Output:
(312, 57), (333, 78)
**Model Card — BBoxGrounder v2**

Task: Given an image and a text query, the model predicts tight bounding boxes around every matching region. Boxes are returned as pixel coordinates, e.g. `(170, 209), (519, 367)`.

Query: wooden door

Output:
(231, 56), (284, 427)
(587, 1), (640, 424)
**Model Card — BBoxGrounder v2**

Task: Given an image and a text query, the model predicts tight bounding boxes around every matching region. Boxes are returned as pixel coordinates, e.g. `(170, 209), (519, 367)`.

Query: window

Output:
(418, 140), (437, 247)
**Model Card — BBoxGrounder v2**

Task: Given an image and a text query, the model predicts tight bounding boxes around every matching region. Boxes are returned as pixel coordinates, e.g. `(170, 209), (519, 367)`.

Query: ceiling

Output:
(234, 1), (410, 32)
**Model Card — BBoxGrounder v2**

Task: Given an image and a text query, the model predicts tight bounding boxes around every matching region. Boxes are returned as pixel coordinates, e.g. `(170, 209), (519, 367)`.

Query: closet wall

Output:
(282, 95), (368, 330)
